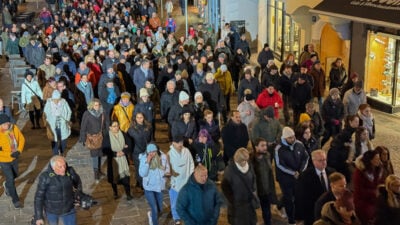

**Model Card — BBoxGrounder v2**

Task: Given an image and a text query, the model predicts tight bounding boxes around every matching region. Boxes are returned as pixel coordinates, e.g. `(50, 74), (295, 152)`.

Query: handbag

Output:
(23, 83), (44, 109)
(85, 115), (104, 150)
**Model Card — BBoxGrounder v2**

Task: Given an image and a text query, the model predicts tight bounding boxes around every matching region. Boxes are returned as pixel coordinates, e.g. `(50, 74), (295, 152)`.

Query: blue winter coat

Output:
(139, 152), (170, 192)
(177, 174), (223, 225)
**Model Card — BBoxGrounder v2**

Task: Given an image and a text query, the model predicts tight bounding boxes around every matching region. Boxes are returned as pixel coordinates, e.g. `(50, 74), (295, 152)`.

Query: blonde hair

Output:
(234, 148), (249, 163)
(87, 98), (101, 110)
(385, 175), (400, 208)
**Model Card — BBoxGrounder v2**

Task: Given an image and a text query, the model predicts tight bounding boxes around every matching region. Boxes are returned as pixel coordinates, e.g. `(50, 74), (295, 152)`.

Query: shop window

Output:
(365, 31), (400, 105)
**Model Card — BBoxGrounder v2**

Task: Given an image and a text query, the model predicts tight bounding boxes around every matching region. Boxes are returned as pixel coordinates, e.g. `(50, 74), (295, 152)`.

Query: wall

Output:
(220, 0), (259, 49)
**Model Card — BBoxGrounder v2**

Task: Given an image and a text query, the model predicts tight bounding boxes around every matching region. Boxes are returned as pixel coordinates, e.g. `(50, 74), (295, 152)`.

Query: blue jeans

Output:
(0, 160), (19, 203)
(145, 190), (163, 225)
(51, 127), (67, 155)
(260, 195), (272, 225)
(169, 188), (180, 220)
(46, 208), (76, 225)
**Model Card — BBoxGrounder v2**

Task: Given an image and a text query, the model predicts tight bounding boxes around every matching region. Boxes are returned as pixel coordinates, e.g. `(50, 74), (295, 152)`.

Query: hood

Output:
(354, 155), (365, 171)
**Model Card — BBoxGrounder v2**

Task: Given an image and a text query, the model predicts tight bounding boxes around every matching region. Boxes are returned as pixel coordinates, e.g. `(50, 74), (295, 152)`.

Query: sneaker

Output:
(174, 220), (181, 225)
(280, 207), (288, 219)
(3, 181), (10, 197)
(147, 211), (153, 225)
(13, 201), (23, 209)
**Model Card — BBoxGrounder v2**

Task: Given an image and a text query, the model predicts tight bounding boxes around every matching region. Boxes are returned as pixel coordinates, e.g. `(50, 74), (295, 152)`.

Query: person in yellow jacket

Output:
(0, 114), (25, 209)
(112, 92), (135, 133)
(214, 64), (234, 123)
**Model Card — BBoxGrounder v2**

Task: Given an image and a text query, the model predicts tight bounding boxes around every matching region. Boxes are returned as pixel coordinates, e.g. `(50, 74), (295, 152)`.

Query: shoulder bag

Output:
(85, 115), (104, 150)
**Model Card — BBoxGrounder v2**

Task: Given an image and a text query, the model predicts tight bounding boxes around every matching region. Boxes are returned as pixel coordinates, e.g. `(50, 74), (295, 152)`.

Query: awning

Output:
(310, 0), (400, 29)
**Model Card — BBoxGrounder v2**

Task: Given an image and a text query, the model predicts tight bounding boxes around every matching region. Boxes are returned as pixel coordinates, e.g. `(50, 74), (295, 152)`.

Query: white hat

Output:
(179, 91), (189, 101)
(194, 91), (203, 100)
(282, 126), (295, 139)
(139, 88), (149, 98)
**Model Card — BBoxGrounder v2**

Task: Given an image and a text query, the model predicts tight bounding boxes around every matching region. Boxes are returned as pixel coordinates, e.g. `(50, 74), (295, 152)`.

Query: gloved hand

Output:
(11, 151), (20, 159)
(332, 119), (340, 126)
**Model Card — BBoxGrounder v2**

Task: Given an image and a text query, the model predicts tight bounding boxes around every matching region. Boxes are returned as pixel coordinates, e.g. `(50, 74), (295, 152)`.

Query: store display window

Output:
(365, 31), (400, 106)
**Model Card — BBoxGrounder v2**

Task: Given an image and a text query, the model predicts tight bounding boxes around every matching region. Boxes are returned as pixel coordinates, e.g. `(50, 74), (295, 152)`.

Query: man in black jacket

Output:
(34, 156), (82, 225)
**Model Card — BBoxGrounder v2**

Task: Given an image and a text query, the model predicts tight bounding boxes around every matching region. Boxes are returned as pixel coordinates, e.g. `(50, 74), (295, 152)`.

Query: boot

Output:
(94, 170), (100, 184)
(122, 177), (133, 200)
(111, 184), (119, 199)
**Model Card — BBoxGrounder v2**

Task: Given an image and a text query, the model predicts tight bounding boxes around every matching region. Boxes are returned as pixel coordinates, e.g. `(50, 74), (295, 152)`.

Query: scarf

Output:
(358, 111), (374, 135)
(5, 125), (17, 153)
(235, 162), (249, 174)
(107, 87), (117, 104)
(110, 131), (130, 179)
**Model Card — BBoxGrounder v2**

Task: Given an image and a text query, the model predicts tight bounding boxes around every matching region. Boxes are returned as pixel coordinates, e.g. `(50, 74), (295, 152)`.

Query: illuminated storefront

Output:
(267, 0), (301, 61)
(312, 0), (400, 113)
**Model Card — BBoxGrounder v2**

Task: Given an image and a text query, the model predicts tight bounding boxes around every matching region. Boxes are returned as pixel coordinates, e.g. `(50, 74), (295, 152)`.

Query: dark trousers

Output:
(282, 94), (291, 124)
(279, 180), (296, 224)
(321, 124), (341, 147)
(29, 109), (41, 127)
(132, 153), (142, 187)
(260, 195), (272, 225)
(0, 160), (19, 203)
(111, 176), (131, 197)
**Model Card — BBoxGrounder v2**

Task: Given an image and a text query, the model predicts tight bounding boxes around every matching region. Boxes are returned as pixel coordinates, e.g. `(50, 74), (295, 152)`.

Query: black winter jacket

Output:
(34, 165), (82, 220)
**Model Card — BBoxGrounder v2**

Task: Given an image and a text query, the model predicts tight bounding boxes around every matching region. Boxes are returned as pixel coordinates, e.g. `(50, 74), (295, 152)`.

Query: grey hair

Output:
(166, 80), (176, 88)
(50, 155), (65, 169)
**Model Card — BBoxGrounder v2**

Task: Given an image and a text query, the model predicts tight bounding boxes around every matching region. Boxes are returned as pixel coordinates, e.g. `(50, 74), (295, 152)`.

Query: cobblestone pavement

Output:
(1, 1), (400, 225)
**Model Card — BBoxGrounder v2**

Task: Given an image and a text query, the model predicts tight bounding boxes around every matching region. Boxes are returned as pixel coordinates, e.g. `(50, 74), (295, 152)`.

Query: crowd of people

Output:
(1, 0), (400, 225)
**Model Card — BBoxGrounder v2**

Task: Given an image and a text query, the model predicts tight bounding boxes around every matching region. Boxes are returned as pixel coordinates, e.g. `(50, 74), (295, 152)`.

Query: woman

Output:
(193, 92), (209, 130)
(222, 148), (257, 225)
(280, 53), (299, 74)
(375, 146), (394, 180)
(80, 98), (106, 183)
(357, 104), (375, 140)
(139, 143), (170, 225)
(375, 175), (400, 225)
(43, 90), (71, 156)
(98, 78), (120, 127)
(349, 126), (374, 161)
(191, 129), (224, 181)
(128, 112), (152, 190)
(102, 120), (133, 200)
(76, 73), (94, 124)
(171, 106), (197, 150)
(21, 70), (43, 129)
(295, 124), (318, 167)
(327, 115), (359, 182)
(353, 150), (384, 225)
(329, 58), (347, 90)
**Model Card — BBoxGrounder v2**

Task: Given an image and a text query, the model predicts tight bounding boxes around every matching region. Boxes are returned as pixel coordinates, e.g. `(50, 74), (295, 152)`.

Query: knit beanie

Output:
(179, 91), (189, 101)
(282, 126), (295, 139)
(299, 113), (311, 124)
(146, 143), (158, 153)
(0, 114), (10, 125)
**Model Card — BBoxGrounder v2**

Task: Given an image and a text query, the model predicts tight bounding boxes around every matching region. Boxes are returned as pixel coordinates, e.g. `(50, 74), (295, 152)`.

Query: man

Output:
(236, 34), (251, 59)
(343, 80), (366, 117)
(39, 56), (56, 79)
(309, 60), (326, 111)
(252, 138), (277, 225)
(275, 126), (309, 225)
(160, 80), (179, 121)
(168, 91), (190, 125)
(251, 106), (282, 161)
(0, 114), (25, 209)
(133, 59), (154, 96)
(34, 156), (82, 225)
(314, 189), (361, 225)
(290, 74), (312, 126)
(169, 136), (194, 225)
(278, 65), (294, 125)
(57, 53), (77, 77)
(314, 172), (348, 220)
(176, 165), (223, 225)
(221, 110), (249, 164)
(295, 150), (335, 225)
(257, 43), (274, 70)
(198, 73), (224, 119)
(255, 83), (283, 119)
(101, 49), (117, 72)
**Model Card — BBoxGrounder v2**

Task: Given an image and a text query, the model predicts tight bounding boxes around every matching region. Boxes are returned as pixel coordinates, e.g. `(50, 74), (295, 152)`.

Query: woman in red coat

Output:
(353, 150), (385, 225)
